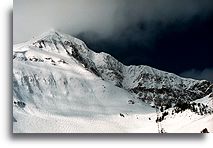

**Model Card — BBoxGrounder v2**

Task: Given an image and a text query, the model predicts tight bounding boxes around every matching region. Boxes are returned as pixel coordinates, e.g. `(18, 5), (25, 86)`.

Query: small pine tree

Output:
(160, 106), (164, 112)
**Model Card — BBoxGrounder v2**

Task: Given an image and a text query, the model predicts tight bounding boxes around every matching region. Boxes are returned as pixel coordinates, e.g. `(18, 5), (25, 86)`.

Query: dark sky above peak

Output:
(14, 0), (213, 81)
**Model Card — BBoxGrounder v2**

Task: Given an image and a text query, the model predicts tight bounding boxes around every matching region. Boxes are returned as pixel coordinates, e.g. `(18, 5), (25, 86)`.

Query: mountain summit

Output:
(13, 30), (213, 133)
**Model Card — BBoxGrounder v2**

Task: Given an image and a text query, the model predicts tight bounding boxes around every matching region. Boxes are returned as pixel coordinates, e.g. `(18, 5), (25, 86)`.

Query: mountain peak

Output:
(13, 30), (213, 102)
(34, 29), (70, 42)
(13, 30), (213, 133)
(46, 28), (60, 33)
(16, 29), (89, 56)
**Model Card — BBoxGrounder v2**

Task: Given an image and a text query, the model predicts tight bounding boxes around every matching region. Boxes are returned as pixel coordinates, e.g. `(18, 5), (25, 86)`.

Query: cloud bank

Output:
(14, 0), (213, 43)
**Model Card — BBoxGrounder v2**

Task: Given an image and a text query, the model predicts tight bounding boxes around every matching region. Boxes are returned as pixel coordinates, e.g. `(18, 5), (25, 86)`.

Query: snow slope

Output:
(194, 93), (213, 109)
(13, 29), (213, 133)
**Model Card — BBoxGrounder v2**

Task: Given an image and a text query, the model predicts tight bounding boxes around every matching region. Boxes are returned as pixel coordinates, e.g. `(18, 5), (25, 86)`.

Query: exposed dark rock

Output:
(130, 79), (212, 107)
(58, 59), (68, 64)
(17, 101), (26, 108)
(13, 117), (17, 122)
(128, 100), (135, 104)
(70, 42), (101, 77)
(120, 113), (125, 117)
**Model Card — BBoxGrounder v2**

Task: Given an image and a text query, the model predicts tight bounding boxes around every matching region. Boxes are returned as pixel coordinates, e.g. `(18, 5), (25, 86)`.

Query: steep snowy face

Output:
(14, 29), (101, 77)
(13, 29), (154, 117)
(13, 29), (213, 110)
(91, 52), (124, 87)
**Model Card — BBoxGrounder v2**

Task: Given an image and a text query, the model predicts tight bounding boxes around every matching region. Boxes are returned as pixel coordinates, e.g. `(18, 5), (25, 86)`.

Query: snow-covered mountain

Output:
(13, 29), (213, 133)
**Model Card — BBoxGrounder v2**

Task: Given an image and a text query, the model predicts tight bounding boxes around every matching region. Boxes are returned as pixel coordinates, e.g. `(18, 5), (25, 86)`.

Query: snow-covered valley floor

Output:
(13, 105), (213, 133)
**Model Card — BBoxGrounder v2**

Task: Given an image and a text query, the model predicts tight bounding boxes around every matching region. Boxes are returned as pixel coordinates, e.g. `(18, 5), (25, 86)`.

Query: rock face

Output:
(125, 71), (213, 106)
(13, 29), (213, 108)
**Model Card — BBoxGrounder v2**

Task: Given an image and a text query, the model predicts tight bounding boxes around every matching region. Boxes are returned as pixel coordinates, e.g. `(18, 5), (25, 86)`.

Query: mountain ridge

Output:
(13, 29), (213, 106)
(13, 30), (213, 133)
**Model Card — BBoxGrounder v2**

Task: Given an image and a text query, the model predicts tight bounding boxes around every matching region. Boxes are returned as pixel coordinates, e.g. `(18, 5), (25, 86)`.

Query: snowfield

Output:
(13, 30), (213, 133)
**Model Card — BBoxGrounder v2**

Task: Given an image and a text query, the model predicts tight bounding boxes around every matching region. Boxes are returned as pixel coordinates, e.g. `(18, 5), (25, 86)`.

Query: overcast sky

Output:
(14, 0), (213, 81)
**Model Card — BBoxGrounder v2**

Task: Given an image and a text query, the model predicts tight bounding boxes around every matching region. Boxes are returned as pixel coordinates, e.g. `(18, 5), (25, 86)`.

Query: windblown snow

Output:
(13, 29), (213, 133)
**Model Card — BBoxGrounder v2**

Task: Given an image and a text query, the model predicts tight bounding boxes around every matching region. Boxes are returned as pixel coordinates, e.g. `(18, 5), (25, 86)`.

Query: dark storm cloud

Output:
(73, 0), (213, 70)
(14, 0), (213, 43)
(77, 11), (213, 69)
(180, 68), (213, 82)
